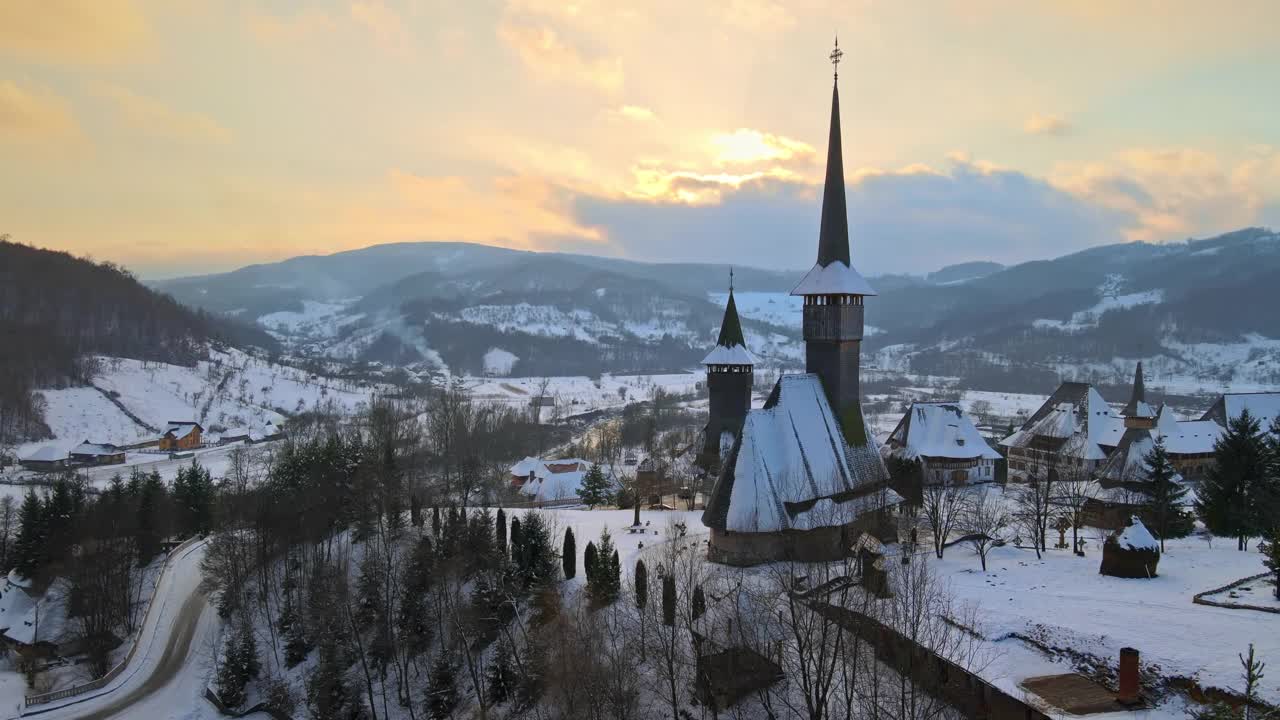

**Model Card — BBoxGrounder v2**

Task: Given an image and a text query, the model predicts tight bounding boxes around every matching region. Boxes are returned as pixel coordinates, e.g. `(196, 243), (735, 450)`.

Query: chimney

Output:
(1117, 647), (1140, 706)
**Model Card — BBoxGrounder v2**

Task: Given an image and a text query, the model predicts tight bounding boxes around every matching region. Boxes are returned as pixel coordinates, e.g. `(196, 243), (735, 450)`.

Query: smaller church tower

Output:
(1121, 361), (1156, 429)
(700, 274), (754, 469)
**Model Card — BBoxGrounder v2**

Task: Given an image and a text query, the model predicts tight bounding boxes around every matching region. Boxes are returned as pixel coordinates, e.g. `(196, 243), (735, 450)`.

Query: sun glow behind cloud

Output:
(0, 1), (1278, 277)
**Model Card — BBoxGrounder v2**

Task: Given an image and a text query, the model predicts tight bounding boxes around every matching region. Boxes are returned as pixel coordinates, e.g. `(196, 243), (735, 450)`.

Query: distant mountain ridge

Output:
(154, 229), (1280, 389)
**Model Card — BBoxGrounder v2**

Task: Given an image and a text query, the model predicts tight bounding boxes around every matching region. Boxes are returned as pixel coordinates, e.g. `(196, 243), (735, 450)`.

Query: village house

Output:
(1202, 391), (1280, 432)
(702, 55), (899, 566)
(1001, 382), (1121, 482)
(883, 402), (1002, 486)
(18, 446), (68, 472)
(508, 457), (593, 503)
(158, 421), (203, 451)
(68, 441), (126, 466)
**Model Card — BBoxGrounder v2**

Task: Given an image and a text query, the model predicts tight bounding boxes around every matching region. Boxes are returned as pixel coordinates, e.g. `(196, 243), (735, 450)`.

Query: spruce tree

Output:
(588, 529), (621, 604)
(426, 653), (459, 720)
(431, 505), (442, 538)
(562, 527), (576, 580)
(1143, 436), (1190, 551)
(410, 492), (422, 527)
(354, 556), (383, 628)
(486, 638), (517, 705)
(1198, 410), (1269, 550)
(692, 585), (706, 622)
(307, 641), (351, 720)
(12, 491), (43, 580)
(510, 516), (523, 561)
(1262, 526), (1280, 600)
(237, 621), (260, 680)
(662, 574), (676, 626)
(215, 630), (248, 708)
(136, 470), (166, 562)
(517, 512), (557, 588)
(577, 464), (611, 509)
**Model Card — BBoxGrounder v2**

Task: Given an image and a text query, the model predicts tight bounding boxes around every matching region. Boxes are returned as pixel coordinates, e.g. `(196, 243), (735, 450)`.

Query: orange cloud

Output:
(350, 1), (409, 54)
(245, 7), (338, 45)
(0, 80), (82, 143)
(0, 1), (149, 65)
(617, 105), (657, 122)
(1052, 147), (1280, 242)
(95, 84), (232, 145)
(498, 22), (623, 92)
(1024, 113), (1071, 136)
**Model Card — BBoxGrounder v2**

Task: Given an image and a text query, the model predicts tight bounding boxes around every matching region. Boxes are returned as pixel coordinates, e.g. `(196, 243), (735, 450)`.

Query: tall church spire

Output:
(817, 38), (850, 268)
(715, 280), (746, 349)
(1122, 361), (1149, 417)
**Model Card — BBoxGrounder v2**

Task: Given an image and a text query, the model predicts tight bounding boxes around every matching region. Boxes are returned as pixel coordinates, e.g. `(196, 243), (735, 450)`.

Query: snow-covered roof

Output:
(701, 344), (757, 365)
(1202, 392), (1280, 431)
(513, 457), (594, 502)
(2, 578), (69, 646)
(222, 427), (251, 438)
(1095, 427), (1156, 483)
(885, 402), (1002, 461)
(21, 445), (67, 463)
(1115, 517), (1159, 552)
(69, 441), (122, 457)
(164, 421), (202, 439)
(702, 374), (891, 533)
(789, 261), (878, 296)
(1000, 382), (1119, 460)
(1158, 419), (1220, 455)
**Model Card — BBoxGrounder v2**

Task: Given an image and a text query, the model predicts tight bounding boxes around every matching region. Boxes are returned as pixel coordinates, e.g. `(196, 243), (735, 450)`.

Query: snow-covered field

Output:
(928, 530), (1280, 706)
(18, 349), (377, 459)
(465, 372), (705, 415)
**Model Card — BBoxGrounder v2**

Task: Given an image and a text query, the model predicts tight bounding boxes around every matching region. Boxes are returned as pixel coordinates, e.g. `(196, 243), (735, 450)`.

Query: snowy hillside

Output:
(19, 349), (377, 457)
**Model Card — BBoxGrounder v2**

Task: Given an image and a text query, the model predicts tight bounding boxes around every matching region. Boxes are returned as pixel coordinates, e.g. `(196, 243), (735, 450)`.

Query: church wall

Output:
(707, 511), (890, 566)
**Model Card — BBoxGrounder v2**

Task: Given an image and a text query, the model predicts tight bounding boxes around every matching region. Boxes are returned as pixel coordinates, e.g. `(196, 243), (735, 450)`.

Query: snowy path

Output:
(16, 541), (228, 720)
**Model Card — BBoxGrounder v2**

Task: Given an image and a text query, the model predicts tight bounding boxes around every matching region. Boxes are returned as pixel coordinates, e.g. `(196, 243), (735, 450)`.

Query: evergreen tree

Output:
(495, 507), (508, 558)
(486, 637), (517, 705)
(1143, 436), (1190, 551)
(12, 491), (43, 580)
(583, 541), (598, 587)
(279, 578), (312, 668)
(509, 516), (523, 561)
(426, 653), (459, 720)
(635, 559), (649, 662)
(173, 462), (214, 537)
(354, 556), (383, 628)
(515, 511), (557, 588)
(136, 470), (166, 562)
(215, 630), (248, 708)
(576, 464), (611, 509)
(397, 536), (435, 658)
(431, 505), (442, 538)
(1198, 410), (1269, 550)
(691, 585), (706, 622)
(562, 527), (576, 580)
(237, 621), (260, 680)
(662, 574), (676, 626)
(307, 641), (352, 720)
(1262, 526), (1280, 600)
(409, 493), (422, 527)
(588, 529), (621, 604)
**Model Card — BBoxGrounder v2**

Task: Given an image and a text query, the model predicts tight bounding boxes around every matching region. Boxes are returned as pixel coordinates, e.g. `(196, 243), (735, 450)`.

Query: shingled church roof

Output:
(702, 374), (893, 533)
(702, 288), (756, 365)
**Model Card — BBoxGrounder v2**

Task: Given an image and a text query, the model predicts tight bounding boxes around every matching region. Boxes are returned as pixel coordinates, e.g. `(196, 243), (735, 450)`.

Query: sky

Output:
(3, 1), (1280, 279)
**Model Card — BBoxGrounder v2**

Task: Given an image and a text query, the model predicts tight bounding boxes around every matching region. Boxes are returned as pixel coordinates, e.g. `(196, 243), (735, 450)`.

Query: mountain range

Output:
(151, 228), (1280, 395)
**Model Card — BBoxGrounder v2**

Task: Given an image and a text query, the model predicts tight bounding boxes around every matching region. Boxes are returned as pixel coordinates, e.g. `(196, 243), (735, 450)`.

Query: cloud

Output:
(617, 105), (657, 122)
(498, 21), (623, 92)
(574, 157), (1131, 273)
(350, 1), (409, 54)
(245, 7), (338, 45)
(0, 1), (149, 65)
(95, 84), (231, 145)
(1024, 113), (1071, 136)
(1052, 147), (1280, 242)
(718, 0), (797, 32)
(0, 79), (82, 143)
(710, 129), (815, 166)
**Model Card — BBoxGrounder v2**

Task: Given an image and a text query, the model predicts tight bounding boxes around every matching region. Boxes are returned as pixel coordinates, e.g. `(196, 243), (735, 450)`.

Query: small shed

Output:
(1100, 516), (1160, 578)
(69, 441), (126, 466)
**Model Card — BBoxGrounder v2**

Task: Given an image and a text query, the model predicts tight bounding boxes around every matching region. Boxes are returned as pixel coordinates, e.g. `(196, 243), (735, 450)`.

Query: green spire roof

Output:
(715, 289), (746, 348)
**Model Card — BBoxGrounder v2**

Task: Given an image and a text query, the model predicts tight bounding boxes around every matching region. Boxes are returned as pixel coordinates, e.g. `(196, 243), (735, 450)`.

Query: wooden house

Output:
(159, 421), (203, 451)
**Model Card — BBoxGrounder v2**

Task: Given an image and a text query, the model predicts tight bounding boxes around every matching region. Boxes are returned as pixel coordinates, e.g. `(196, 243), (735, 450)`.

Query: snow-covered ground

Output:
(17, 349), (377, 460)
(1034, 289), (1165, 332)
(927, 529), (1280, 706)
(465, 372), (705, 415)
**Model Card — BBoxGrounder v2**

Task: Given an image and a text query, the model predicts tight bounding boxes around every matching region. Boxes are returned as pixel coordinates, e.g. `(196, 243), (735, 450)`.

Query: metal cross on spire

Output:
(829, 35), (843, 80)
(729, 267), (734, 293)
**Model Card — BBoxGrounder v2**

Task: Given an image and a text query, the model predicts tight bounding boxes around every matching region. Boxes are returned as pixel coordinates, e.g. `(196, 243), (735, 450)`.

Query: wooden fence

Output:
(23, 536), (203, 708)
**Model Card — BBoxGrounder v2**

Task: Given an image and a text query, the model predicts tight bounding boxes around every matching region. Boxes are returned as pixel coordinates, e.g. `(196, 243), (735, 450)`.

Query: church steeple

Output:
(700, 271), (754, 472)
(817, 39), (850, 269)
(715, 283), (746, 349)
(1122, 361), (1155, 427)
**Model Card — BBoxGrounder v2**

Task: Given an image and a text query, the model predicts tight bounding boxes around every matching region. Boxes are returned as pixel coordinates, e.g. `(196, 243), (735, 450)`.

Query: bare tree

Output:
(962, 486), (1009, 571)
(920, 482), (966, 558)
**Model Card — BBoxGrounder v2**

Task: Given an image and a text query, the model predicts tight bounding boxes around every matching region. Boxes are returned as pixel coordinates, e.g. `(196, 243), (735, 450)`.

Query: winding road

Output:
(23, 542), (224, 720)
